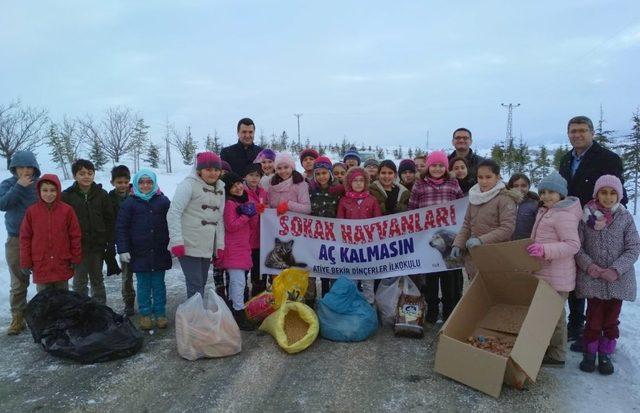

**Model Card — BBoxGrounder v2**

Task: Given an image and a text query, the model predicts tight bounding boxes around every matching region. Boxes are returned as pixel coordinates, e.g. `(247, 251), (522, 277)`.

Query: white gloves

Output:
(119, 253), (131, 263)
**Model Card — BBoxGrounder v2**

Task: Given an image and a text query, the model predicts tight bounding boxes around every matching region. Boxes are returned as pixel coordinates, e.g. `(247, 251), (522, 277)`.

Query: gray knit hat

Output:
(363, 158), (380, 168)
(537, 172), (568, 198)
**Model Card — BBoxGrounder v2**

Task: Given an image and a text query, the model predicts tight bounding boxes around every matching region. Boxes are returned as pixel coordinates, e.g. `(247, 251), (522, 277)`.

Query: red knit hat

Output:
(196, 152), (221, 170)
(426, 150), (449, 168)
(300, 148), (320, 163)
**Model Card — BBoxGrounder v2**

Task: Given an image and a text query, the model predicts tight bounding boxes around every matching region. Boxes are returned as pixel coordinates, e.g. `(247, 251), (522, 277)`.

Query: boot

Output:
(233, 309), (256, 331)
(139, 315), (153, 330)
(567, 322), (584, 342)
(7, 313), (25, 335)
(579, 340), (599, 373)
(598, 337), (616, 375)
(156, 316), (168, 329)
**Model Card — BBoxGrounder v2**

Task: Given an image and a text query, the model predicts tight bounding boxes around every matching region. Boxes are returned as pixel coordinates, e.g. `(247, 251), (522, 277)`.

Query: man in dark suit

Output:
(558, 115), (626, 343)
(220, 118), (263, 176)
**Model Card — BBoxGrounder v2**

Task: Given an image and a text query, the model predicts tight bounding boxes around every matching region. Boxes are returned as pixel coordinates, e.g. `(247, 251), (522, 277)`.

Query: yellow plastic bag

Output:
(272, 268), (309, 309)
(259, 301), (319, 354)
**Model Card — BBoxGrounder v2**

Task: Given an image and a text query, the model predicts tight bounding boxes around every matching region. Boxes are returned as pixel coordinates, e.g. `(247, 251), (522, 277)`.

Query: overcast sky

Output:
(1, 1), (639, 150)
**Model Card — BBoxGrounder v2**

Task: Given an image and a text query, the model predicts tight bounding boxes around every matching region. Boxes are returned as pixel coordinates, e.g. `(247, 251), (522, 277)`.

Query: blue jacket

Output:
(115, 192), (172, 272)
(512, 192), (540, 240)
(0, 151), (41, 237)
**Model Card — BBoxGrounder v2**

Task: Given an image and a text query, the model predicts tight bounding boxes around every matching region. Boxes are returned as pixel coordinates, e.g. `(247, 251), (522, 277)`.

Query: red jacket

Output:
(20, 174), (82, 284)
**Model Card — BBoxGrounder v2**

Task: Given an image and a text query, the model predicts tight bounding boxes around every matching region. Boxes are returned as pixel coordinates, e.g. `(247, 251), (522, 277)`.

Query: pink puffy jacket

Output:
(530, 196), (582, 292)
(267, 176), (311, 214)
(221, 199), (253, 271)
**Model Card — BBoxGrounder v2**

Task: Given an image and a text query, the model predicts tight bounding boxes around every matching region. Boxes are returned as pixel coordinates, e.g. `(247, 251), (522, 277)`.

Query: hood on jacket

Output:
(9, 150), (41, 178)
(503, 187), (524, 203)
(345, 166), (370, 192)
(546, 196), (582, 218)
(36, 174), (62, 203)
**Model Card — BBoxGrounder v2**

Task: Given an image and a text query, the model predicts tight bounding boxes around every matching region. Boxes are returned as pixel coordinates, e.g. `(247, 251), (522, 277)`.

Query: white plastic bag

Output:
(175, 285), (242, 360)
(375, 277), (402, 327)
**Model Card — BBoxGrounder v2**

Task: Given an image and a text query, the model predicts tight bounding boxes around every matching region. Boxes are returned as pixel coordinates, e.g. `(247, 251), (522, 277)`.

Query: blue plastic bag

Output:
(317, 276), (378, 342)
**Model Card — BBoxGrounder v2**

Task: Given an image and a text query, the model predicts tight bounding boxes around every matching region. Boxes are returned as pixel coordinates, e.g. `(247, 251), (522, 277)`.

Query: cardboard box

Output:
(434, 239), (564, 398)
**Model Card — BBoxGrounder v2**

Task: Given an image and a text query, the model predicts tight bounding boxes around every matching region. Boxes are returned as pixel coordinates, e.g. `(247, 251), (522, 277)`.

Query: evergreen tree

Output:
(47, 123), (70, 179)
(144, 142), (160, 168)
(490, 143), (504, 165)
(205, 130), (223, 153)
(397, 145), (403, 159)
(88, 135), (108, 171)
(377, 146), (384, 159)
(130, 118), (149, 172)
(552, 146), (568, 170)
(257, 129), (267, 148)
(513, 137), (530, 174)
(407, 147), (414, 159)
(278, 131), (289, 152)
(531, 146), (551, 184)
(594, 105), (615, 150)
(617, 109), (640, 214)
(172, 126), (198, 165)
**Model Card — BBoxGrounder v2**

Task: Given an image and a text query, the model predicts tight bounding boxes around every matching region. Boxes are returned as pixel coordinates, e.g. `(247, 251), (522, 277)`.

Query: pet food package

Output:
(245, 292), (276, 323)
(259, 301), (319, 354)
(175, 286), (242, 360)
(317, 276), (379, 342)
(272, 268), (309, 309)
(375, 277), (402, 327)
(394, 277), (426, 338)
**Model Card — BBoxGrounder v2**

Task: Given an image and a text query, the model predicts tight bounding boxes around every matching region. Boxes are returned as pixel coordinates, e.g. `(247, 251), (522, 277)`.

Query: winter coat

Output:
(559, 141), (627, 206)
(167, 165), (225, 258)
(369, 181), (410, 215)
(0, 151), (41, 237)
(245, 184), (268, 249)
(106, 188), (130, 259)
(456, 176), (475, 195)
(260, 174), (273, 190)
(530, 197), (582, 292)
(62, 181), (115, 253)
(453, 185), (518, 277)
(337, 167), (382, 219)
(115, 192), (172, 273)
(220, 141), (263, 176)
(19, 175), (82, 284)
(221, 198), (253, 270)
(268, 176), (311, 214)
(575, 206), (640, 301)
(448, 149), (484, 180)
(309, 182), (344, 218)
(408, 177), (463, 210)
(512, 192), (540, 240)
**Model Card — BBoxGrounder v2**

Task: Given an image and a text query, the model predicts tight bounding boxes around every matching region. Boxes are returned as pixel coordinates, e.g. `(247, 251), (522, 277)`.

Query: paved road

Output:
(1, 268), (638, 412)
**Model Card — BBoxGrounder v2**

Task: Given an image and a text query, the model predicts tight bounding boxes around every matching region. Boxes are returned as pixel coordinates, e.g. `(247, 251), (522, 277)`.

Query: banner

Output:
(260, 198), (468, 280)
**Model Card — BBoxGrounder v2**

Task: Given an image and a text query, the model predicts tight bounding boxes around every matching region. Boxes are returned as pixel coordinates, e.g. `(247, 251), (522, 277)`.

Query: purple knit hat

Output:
(254, 148), (276, 163)
(196, 151), (221, 170)
(221, 160), (232, 173)
(593, 175), (623, 200)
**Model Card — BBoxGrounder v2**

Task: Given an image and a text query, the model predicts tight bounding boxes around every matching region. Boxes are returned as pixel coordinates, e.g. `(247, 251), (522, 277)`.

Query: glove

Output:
(276, 201), (289, 215)
(587, 264), (604, 278)
(466, 237), (482, 250)
(213, 249), (225, 268)
(119, 253), (131, 263)
(171, 245), (186, 258)
(450, 246), (462, 259)
(105, 255), (122, 276)
(600, 268), (619, 282)
(526, 243), (545, 258)
(237, 203), (257, 217)
(256, 203), (266, 214)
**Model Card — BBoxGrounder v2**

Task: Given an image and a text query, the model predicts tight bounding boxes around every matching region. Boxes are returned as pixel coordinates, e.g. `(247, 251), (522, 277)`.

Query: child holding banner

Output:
(369, 160), (410, 215)
(309, 156), (345, 298)
(451, 159), (517, 279)
(337, 166), (382, 304)
(408, 151), (464, 323)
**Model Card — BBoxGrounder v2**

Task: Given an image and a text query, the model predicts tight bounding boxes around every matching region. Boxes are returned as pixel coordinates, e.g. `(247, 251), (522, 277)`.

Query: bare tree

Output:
(101, 107), (136, 163)
(0, 101), (48, 169)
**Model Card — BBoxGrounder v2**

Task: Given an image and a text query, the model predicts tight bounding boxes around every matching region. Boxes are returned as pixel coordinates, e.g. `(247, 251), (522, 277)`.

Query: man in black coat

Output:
(447, 127), (484, 181)
(558, 115), (627, 343)
(220, 118), (263, 176)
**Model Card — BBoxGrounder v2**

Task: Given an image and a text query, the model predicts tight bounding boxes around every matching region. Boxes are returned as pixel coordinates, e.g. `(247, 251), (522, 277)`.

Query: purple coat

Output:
(575, 206), (640, 301)
(221, 199), (252, 270)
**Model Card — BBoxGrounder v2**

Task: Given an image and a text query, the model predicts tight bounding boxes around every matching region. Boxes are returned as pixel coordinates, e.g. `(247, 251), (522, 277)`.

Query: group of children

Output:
(2, 145), (638, 377)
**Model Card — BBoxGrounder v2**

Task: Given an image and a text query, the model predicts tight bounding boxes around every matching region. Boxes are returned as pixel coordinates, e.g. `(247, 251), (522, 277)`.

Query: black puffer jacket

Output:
(62, 182), (115, 253)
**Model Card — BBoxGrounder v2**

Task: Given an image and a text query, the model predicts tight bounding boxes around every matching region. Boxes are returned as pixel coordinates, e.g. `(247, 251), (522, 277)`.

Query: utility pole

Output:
(294, 113), (302, 146)
(501, 103), (521, 142)
(426, 130), (430, 152)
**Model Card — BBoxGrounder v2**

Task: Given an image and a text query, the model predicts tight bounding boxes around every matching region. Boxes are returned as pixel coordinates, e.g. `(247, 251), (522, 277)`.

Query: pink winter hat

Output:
(593, 175), (623, 200)
(426, 150), (449, 168)
(196, 151), (221, 170)
(274, 152), (296, 170)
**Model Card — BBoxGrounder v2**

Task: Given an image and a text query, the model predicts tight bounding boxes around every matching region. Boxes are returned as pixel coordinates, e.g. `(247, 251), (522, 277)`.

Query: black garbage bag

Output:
(24, 289), (144, 364)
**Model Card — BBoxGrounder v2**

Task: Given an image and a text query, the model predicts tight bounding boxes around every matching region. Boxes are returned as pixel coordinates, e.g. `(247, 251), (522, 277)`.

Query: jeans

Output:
(6, 237), (29, 315)
(136, 271), (166, 317)
(73, 251), (106, 305)
(179, 256), (211, 298)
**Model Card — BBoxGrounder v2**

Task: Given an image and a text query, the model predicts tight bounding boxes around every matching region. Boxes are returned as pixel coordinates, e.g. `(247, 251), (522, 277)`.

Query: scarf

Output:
(345, 190), (369, 200)
(468, 181), (506, 205)
(426, 177), (444, 186)
(583, 199), (619, 230)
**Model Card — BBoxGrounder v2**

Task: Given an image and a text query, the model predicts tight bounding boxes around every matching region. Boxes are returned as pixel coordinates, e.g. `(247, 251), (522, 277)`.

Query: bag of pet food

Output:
(272, 268), (309, 309)
(259, 301), (319, 354)
(175, 285), (242, 360)
(394, 277), (426, 338)
(245, 292), (276, 323)
(317, 276), (379, 342)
